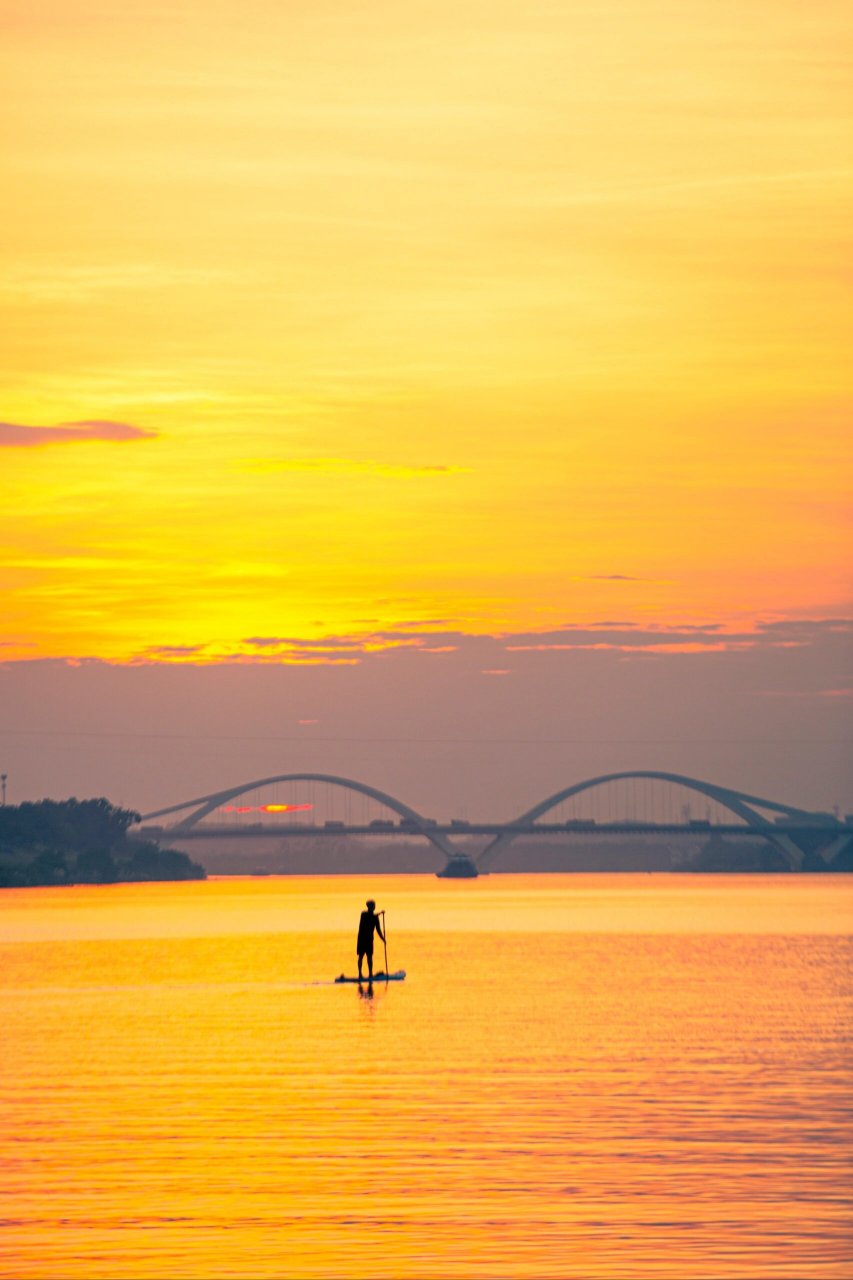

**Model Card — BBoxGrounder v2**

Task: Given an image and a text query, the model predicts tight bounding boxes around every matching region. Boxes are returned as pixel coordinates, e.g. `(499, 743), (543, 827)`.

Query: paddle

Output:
(380, 909), (388, 978)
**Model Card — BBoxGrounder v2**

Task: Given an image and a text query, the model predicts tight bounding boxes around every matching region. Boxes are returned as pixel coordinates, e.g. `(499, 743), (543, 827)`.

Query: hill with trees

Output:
(0, 798), (206, 887)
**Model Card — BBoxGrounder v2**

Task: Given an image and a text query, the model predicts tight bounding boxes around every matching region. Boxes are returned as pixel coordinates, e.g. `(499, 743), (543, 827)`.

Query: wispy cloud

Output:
(241, 457), (470, 479)
(503, 619), (853, 655)
(756, 619), (853, 637)
(545, 167), (853, 209)
(239, 632), (430, 662)
(568, 575), (674, 585)
(0, 263), (241, 303)
(0, 420), (157, 447)
(140, 644), (205, 658)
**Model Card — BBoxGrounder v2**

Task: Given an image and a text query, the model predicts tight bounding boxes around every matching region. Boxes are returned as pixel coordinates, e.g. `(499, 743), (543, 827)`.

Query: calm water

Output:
(1, 874), (851, 1279)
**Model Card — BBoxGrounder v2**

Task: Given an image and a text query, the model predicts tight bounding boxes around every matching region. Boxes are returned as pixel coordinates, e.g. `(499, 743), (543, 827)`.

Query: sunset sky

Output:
(2, 0), (851, 813)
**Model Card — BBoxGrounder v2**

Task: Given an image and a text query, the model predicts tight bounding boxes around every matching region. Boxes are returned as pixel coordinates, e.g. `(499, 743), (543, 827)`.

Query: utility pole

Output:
(1, 774), (6, 806)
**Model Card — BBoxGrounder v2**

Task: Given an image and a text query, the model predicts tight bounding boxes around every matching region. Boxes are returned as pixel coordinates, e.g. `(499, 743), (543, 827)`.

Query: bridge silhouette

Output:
(139, 771), (851, 876)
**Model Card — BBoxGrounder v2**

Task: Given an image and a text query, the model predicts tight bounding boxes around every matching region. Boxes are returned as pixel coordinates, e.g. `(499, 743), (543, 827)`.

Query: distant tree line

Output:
(0, 798), (206, 888)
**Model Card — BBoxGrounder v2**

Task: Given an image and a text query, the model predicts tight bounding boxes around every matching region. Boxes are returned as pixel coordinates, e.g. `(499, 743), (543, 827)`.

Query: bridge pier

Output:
(810, 831), (852, 866)
(437, 855), (479, 879)
(763, 832), (806, 871)
(765, 828), (853, 871)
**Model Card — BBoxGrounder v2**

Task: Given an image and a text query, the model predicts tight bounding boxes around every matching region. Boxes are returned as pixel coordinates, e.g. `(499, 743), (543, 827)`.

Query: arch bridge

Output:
(139, 770), (848, 875)
(474, 770), (845, 873)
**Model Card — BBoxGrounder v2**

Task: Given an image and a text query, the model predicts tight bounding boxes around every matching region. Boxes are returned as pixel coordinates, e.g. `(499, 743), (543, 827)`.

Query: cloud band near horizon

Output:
(70, 617), (852, 667)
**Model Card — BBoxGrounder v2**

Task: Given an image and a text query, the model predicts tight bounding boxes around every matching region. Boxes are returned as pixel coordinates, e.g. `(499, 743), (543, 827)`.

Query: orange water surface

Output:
(1, 874), (851, 1279)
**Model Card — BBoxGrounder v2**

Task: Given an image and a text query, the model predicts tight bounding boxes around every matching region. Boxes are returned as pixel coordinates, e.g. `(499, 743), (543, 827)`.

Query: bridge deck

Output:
(137, 822), (839, 839)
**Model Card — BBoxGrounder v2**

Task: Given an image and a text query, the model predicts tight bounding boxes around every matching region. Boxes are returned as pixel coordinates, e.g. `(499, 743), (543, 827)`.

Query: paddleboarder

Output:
(357, 899), (385, 983)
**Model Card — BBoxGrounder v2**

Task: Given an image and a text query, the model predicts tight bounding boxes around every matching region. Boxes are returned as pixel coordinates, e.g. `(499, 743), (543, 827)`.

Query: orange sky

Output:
(1, 0), (851, 663)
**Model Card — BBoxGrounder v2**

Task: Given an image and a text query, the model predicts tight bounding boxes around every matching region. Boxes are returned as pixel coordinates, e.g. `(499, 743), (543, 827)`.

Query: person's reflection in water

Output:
(358, 980), (374, 1000)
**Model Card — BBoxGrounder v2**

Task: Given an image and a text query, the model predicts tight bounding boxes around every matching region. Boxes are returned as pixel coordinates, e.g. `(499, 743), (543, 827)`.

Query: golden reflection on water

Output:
(1, 875), (851, 1279)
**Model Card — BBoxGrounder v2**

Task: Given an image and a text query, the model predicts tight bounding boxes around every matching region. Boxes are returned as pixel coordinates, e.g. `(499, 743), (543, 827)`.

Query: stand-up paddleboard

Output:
(334, 970), (406, 984)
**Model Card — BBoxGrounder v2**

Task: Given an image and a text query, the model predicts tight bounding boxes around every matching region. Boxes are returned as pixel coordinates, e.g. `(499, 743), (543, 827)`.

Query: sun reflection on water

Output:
(1, 875), (851, 1278)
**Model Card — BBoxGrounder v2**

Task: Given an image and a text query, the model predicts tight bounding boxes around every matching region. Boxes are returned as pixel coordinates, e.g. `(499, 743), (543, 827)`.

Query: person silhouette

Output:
(357, 899), (385, 983)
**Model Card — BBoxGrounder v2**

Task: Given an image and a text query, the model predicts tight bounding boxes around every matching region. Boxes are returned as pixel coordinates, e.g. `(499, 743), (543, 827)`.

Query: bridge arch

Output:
(140, 772), (460, 861)
(477, 770), (819, 870)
